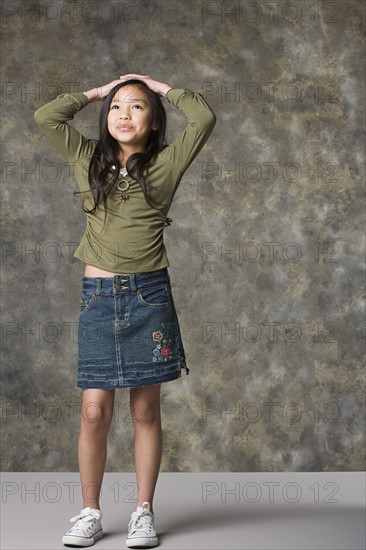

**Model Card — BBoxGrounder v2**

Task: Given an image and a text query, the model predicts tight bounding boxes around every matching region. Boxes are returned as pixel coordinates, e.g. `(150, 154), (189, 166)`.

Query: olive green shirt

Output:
(33, 88), (216, 273)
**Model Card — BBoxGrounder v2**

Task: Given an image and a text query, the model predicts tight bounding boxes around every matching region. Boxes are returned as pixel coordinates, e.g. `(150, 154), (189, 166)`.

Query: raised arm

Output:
(33, 92), (96, 164)
(34, 76), (217, 177)
(162, 88), (217, 176)
(33, 77), (138, 163)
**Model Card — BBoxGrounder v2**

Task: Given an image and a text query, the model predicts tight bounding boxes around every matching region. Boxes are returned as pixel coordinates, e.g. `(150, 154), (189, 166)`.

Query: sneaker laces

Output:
(70, 508), (102, 527)
(129, 502), (153, 532)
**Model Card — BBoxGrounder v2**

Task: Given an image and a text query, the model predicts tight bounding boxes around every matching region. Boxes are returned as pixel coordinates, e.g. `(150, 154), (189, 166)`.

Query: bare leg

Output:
(78, 388), (115, 510)
(129, 384), (162, 515)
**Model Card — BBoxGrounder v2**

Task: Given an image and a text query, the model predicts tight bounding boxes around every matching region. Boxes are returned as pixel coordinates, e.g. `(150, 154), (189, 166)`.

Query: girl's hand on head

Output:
(83, 80), (124, 102)
(86, 75), (172, 102)
(94, 78), (129, 100)
(118, 74), (171, 96)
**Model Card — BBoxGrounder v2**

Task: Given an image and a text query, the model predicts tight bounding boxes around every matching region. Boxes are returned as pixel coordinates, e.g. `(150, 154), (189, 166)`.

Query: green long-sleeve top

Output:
(33, 88), (216, 273)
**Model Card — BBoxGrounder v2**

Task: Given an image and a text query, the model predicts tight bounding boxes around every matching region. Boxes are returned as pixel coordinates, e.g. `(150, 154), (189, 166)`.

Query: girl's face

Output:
(107, 85), (158, 155)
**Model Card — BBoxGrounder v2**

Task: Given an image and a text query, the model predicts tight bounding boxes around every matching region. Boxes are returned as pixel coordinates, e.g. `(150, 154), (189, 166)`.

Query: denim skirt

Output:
(77, 267), (189, 389)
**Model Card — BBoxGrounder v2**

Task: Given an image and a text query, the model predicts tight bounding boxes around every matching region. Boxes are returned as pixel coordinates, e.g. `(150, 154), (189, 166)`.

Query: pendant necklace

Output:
(112, 164), (130, 201)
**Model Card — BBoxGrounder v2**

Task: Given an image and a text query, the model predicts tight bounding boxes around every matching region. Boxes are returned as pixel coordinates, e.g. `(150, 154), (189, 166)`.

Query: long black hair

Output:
(73, 79), (173, 229)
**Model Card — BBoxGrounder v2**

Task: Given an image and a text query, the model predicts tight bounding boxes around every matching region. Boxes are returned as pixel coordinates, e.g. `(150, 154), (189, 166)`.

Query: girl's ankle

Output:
(83, 505), (100, 510)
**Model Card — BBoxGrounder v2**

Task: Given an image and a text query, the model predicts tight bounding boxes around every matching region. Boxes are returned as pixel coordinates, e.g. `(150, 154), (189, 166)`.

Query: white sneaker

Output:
(62, 507), (103, 547)
(125, 501), (158, 547)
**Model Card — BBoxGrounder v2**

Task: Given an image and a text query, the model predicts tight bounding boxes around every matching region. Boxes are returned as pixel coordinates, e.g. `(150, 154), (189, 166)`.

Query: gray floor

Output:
(1, 472), (365, 549)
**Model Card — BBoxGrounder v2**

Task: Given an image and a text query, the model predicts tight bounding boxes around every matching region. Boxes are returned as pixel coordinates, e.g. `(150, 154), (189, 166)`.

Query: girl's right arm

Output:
(33, 78), (127, 164)
(33, 92), (96, 164)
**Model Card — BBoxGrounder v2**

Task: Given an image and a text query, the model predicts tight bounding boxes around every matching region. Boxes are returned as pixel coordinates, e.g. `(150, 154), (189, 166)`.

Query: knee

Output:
(130, 402), (160, 426)
(81, 404), (112, 435)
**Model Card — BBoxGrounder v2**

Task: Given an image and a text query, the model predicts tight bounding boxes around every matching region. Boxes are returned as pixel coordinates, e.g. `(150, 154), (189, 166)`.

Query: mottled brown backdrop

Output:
(1, 0), (365, 471)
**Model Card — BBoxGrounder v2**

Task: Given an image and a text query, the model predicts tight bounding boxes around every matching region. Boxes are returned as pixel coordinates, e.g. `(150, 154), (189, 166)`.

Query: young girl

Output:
(34, 73), (216, 548)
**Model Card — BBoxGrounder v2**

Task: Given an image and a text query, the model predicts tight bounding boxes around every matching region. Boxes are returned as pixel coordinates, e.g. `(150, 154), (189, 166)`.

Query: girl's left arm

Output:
(161, 88), (217, 177)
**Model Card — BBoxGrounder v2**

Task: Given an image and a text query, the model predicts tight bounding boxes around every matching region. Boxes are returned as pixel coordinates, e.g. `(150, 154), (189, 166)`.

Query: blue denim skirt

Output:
(77, 267), (189, 389)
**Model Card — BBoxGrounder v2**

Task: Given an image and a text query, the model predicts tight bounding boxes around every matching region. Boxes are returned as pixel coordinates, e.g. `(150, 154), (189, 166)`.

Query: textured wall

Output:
(1, 0), (365, 472)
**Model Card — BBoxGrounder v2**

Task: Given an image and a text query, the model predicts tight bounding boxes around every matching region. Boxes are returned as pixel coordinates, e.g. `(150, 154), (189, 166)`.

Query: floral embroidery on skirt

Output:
(152, 322), (173, 362)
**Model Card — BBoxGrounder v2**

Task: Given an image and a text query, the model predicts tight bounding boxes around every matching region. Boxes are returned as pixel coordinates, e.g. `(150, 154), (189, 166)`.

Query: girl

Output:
(34, 73), (216, 548)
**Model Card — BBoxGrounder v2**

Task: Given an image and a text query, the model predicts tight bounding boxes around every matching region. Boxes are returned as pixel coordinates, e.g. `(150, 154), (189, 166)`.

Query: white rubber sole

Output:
(62, 528), (103, 547)
(125, 535), (158, 547)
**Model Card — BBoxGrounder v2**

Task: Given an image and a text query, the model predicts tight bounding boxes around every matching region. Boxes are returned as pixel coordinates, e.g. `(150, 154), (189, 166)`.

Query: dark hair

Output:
(73, 79), (173, 229)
